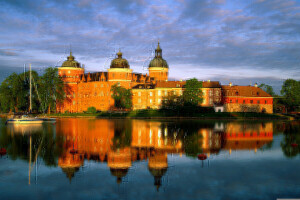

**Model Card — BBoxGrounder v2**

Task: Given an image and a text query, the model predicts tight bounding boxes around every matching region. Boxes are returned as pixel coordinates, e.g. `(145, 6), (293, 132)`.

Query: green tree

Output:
(280, 79), (300, 112)
(161, 93), (183, 110)
(259, 83), (276, 96)
(111, 84), (132, 109)
(38, 67), (65, 113)
(183, 78), (203, 106)
(0, 71), (39, 113)
(87, 106), (97, 113)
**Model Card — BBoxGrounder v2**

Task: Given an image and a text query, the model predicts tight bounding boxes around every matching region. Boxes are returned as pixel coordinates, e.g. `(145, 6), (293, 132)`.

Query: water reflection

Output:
(1, 119), (300, 188)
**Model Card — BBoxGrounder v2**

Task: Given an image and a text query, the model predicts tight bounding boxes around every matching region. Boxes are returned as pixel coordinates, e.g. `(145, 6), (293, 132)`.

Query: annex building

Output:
(56, 42), (273, 113)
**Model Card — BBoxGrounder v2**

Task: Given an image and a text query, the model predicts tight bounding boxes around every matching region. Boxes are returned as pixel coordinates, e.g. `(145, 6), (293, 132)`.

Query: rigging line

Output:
(31, 77), (42, 103)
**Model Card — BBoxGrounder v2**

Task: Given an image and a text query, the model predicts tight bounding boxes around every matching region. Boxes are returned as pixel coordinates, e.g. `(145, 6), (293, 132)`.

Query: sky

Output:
(0, 0), (300, 93)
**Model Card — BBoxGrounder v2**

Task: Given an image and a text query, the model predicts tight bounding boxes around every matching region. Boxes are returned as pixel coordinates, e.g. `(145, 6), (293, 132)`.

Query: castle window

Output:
(235, 91), (239, 95)
(165, 91), (167, 96)
(158, 99), (161, 104)
(158, 90), (161, 96)
(138, 99), (141, 103)
(265, 100), (267, 104)
(150, 92), (153, 97)
(138, 92), (141, 96)
(150, 99), (152, 103)
(243, 100), (246, 104)
(250, 100), (253, 104)
(230, 99), (232, 103)
(236, 99), (238, 103)
(257, 100), (260, 104)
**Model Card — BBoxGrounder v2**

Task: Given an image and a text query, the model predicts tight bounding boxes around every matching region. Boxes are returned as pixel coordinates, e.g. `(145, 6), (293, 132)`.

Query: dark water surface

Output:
(0, 118), (300, 200)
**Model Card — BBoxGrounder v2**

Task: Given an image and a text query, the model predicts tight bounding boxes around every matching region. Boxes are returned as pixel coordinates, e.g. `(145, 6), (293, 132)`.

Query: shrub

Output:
(87, 107), (97, 113)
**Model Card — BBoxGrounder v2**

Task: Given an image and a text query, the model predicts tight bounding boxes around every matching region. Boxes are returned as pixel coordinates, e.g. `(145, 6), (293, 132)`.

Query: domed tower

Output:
(58, 51), (84, 83)
(108, 50), (133, 88)
(149, 42), (169, 81)
(57, 51), (84, 113)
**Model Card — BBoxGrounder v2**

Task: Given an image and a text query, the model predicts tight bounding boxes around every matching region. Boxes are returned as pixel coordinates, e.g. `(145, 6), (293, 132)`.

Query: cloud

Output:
(0, 0), (299, 87)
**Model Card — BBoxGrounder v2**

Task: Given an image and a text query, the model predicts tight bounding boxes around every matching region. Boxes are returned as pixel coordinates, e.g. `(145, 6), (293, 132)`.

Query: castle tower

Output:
(149, 42), (169, 81)
(108, 50), (133, 88)
(58, 51), (84, 83)
(57, 51), (84, 113)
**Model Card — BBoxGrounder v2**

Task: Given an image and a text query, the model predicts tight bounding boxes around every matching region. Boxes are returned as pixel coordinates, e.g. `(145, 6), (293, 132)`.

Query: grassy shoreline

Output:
(36, 110), (293, 120)
(1, 110), (294, 120)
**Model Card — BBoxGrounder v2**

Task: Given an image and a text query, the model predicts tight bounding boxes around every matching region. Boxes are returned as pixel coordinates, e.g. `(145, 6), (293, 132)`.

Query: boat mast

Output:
(29, 64), (32, 113)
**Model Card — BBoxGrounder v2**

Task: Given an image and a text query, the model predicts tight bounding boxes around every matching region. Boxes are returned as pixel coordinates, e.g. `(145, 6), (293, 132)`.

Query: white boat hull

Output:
(6, 119), (44, 124)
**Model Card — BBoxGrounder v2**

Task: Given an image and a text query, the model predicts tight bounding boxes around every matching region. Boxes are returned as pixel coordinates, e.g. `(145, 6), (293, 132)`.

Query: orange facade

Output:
(57, 45), (273, 113)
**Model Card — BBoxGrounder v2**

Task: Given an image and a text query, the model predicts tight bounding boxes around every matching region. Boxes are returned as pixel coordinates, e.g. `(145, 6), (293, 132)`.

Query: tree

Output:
(280, 79), (300, 112)
(183, 78), (203, 106)
(259, 83), (276, 96)
(0, 71), (39, 113)
(111, 84), (132, 109)
(161, 93), (183, 110)
(38, 67), (65, 113)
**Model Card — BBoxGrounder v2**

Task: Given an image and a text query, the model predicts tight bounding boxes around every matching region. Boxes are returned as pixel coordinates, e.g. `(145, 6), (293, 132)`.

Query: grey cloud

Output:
(0, 0), (299, 87)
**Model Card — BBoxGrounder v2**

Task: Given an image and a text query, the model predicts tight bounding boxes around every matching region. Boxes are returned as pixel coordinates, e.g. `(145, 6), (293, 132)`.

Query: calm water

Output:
(0, 118), (299, 200)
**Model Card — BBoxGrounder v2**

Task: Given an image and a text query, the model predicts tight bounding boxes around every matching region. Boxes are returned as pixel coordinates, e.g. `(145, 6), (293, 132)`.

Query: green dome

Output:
(149, 42), (169, 69)
(110, 50), (130, 69)
(61, 51), (81, 68)
(149, 57), (169, 68)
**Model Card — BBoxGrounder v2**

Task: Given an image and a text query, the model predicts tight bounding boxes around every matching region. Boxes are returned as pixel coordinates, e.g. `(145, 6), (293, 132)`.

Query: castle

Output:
(57, 42), (273, 113)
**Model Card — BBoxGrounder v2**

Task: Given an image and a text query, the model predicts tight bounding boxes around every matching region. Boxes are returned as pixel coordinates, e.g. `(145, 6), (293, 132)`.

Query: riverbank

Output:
(34, 110), (294, 120)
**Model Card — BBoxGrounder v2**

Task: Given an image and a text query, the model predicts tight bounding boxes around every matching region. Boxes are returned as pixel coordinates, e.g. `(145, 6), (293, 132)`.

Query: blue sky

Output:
(0, 0), (300, 93)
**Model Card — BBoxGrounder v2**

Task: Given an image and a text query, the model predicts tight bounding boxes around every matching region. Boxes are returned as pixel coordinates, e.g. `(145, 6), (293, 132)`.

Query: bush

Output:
(87, 107), (97, 113)
(64, 110), (70, 114)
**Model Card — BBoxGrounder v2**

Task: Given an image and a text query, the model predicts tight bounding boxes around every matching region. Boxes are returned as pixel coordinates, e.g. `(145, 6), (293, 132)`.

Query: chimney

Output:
(229, 82), (232, 87)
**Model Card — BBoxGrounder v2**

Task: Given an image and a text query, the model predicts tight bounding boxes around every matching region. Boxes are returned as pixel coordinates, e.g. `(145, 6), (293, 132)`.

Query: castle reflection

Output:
(2, 119), (274, 188)
(54, 119), (273, 188)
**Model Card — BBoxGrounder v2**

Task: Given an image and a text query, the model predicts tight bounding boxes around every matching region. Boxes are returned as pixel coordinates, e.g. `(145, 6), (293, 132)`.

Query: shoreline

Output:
(0, 112), (295, 121)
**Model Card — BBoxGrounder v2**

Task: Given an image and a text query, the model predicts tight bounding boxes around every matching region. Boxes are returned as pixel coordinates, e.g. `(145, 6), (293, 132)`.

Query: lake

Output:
(0, 118), (299, 200)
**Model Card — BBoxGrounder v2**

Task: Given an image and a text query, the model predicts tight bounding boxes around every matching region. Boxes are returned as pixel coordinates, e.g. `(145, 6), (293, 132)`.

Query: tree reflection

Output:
(0, 123), (64, 166)
(281, 122), (300, 158)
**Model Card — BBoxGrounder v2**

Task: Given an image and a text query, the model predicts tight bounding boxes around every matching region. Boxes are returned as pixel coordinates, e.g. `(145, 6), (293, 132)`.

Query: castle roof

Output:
(149, 42), (169, 69)
(110, 50), (130, 69)
(221, 85), (272, 97)
(202, 81), (221, 88)
(61, 51), (81, 68)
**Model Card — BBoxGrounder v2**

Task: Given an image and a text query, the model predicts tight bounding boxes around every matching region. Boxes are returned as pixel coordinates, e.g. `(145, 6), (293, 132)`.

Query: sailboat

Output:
(6, 64), (47, 124)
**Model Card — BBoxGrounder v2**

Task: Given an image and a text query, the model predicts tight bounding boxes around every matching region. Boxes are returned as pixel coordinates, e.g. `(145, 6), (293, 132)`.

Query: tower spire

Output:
(70, 44), (72, 57)
(67, 45), (74, 61)
(155, 40), (162, 57)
